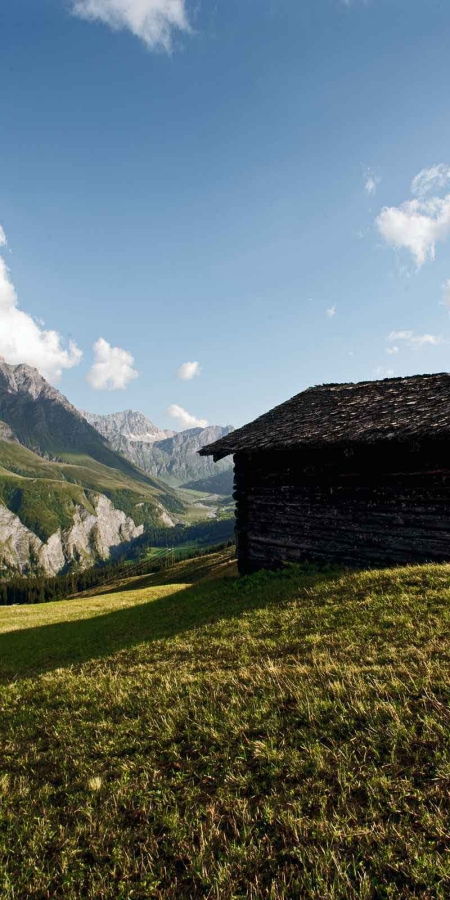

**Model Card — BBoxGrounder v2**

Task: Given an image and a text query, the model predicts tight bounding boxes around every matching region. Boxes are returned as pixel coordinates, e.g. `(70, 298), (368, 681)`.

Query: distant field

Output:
(144, 542), (200, 559)
(1, 553), (450, 898)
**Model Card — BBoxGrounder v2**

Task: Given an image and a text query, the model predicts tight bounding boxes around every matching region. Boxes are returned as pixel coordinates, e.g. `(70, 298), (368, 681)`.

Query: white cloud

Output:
(0, 228), (82, 384)
(386, 345), (399, 355)
(364, 168), (380, 196)
(377, 165), (450, 268)
(326, 306), (336, 318)
(387, 330), (443, 348)
(87, 337), (138, 390)
(71, 0), (190, 51)
(167, 404), (207, 428)
(376, 194), (450, 268)
(411, 164), (450, 198)
(176, 360), (201, 381)
(374, 367), (395, 379)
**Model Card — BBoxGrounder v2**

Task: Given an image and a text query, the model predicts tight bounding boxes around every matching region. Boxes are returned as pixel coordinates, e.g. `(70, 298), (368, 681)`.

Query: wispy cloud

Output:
(176, 360), (201, 381)
(411, 164), (450, 198)
(387, 330), (443, 348)
(167, 404), (207, 428)
(87, 337), (138, 390)
(0, 224), (82, 384)
(374, 367), (395, 379)
(364, 167), (380, 197)
(385, 345), (399, 355)
(326, 306), (336, 318)
(71, 0), (191, 52)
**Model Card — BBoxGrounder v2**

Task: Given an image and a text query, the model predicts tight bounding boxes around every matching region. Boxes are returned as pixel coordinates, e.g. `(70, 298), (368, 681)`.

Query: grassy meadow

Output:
(1, 550), (450, 898)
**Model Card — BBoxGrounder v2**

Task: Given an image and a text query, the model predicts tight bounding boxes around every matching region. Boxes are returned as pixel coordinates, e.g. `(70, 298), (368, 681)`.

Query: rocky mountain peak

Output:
(84, 410), (234, 485)
(0, 358), (76, 410)
(0, 358), (139, 466)
(82, 409), (174, 444)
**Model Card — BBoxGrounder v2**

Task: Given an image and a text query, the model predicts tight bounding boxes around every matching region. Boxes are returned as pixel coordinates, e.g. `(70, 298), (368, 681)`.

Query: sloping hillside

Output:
(1, 554), (450, 898)
(0, 360), (169, 479)
(0, 360), (185, 575)
(181, 468), (234, 495)
(0, 436), (184, 576)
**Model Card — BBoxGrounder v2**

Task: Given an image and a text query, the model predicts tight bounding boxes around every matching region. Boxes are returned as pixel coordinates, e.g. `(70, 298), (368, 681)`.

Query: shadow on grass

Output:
(0, 568), (341, 684)
(77, 552), (238, 600)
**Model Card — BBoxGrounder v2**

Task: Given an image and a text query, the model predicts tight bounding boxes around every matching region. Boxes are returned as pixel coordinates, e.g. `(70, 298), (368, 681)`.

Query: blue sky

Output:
(1, 0), (450, 430)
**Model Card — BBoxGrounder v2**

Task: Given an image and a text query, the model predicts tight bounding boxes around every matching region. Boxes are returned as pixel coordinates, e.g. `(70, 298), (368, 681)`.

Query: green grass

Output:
(1, 552), (450, 898)
(0, 438), (186, 543)
(144, 542), (200, 561)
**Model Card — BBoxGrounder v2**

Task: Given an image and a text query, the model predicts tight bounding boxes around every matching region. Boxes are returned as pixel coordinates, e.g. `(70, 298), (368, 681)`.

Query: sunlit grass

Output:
(1, 551), (450, 898)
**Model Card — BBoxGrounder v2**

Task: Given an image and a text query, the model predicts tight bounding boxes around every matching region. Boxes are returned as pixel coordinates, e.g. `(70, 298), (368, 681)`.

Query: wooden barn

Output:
(200, 374), (450, 573)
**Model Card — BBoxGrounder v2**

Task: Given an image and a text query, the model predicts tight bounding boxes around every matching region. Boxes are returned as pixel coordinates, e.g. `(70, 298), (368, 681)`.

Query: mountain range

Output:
(0, 360), (183, 577)
(0, 359), (234, 579)
(82, 410), (233, 486)
(81, 409), (175, 446)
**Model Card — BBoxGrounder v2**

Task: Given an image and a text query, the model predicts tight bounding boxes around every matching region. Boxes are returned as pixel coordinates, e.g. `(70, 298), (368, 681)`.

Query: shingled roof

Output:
(200, 373), (450, 461)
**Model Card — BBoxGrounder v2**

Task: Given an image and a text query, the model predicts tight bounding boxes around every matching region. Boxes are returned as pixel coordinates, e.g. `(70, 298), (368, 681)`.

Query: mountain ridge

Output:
(0, 361), (186, 577)
(82, 408), (234, 486)
(81, 409), (175, 445)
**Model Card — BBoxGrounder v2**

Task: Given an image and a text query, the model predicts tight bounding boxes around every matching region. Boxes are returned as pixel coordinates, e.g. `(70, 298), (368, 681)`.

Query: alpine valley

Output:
(0, 359), (233, 578)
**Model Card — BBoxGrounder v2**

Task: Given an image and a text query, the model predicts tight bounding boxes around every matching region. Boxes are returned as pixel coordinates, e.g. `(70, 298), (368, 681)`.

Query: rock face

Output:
(81, 409), (174, 446)
(0, 357), (65, 404)
(0, 421), (18, 443)
(0, 506), (42, 575)
(0, 494), (144, 577)
(82, 410), (234, 485)
(145, 426), (234, 484)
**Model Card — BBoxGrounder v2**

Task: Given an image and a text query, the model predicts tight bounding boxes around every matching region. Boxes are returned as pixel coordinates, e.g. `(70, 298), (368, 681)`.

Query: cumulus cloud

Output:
(0, 226), (82, 384)
(376, 194), (450, 268)
(364, 168), (380, 197)
(376, 165), (450, 267)
(411, 164), (450, 197)
(386, 345), (399, 355)
(326, 306), (336, 318)
(176, 360), (201, 381)
(167, 404), (207, 428)
(71, 0), (191, 51)
(87, 337), (138, 390)
(387, 330), (443, 348)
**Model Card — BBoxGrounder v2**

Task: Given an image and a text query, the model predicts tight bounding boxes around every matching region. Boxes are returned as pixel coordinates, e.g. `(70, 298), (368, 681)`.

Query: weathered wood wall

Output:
(233, 443), (450, 573)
